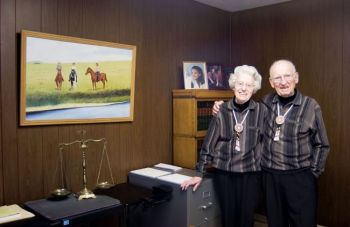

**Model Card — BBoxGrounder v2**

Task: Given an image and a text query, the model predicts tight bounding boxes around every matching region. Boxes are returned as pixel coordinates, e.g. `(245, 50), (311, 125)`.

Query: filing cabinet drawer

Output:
(191, 215), (221, 227)
(188, 180), (220, 226)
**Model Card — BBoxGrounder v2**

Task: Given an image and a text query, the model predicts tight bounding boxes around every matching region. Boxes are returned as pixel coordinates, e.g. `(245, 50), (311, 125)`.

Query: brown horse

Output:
(85, 67), (107, 90)
(54, 72), (64, 90)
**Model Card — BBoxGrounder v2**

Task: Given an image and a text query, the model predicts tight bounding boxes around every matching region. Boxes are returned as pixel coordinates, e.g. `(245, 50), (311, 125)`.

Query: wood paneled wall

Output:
(0, 0), (3, 206)
(1, 0), (348, 226)
(230, 0), (348, 226)
(0, 0), (230, 205)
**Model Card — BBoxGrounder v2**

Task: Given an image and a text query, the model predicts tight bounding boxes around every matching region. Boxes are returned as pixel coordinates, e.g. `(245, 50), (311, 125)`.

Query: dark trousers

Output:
(213, 169), (261, 227)
(262, 168), (318, 227)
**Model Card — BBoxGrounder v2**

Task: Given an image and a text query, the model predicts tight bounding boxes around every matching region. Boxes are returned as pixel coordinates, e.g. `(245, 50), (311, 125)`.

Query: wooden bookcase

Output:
(172, 89), (234, 169)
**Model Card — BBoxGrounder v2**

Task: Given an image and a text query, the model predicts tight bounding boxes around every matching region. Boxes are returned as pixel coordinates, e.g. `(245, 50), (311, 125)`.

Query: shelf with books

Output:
(172, 89), (234, 168)
(173, 89), (234, 137)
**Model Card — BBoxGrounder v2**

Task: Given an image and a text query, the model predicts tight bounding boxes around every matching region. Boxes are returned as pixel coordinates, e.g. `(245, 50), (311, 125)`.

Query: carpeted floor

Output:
(253, 214), (327, 227)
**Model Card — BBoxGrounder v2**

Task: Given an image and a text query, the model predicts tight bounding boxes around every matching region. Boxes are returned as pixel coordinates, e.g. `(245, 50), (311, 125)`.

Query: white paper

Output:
(0, 205), (34, 224)
(130, 167), (171, 178)
(0, 206), (19, 218)
(157, 173), (192, 185)
(154, 163), (182, 172)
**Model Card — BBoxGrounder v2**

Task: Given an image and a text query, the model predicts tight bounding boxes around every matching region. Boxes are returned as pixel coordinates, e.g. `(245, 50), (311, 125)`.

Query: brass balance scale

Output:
(52, 130), (115, 200)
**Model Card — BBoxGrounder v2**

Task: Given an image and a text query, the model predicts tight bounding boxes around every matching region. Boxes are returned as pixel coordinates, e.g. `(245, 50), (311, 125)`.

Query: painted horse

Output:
(54, 72), (64, 90)
(85, 67), (108, 90)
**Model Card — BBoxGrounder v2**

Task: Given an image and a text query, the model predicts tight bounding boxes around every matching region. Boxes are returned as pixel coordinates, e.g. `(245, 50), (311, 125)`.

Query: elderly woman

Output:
(181, 65), (265, 227)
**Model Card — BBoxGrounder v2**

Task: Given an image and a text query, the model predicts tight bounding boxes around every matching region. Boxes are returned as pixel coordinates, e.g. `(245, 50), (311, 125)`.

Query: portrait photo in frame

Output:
(20, 30), (136, 126)
(207, 64), (230, 90)
(183, 61), (208, 89)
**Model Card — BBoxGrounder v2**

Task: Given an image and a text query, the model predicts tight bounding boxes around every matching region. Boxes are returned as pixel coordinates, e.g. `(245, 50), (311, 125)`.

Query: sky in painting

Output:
(26, 37), (133, 63)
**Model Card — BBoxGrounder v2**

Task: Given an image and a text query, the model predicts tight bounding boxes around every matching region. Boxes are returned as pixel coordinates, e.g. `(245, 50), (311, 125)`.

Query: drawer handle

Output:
(202, 191), (211, 198)
(200, 202), (213, 210)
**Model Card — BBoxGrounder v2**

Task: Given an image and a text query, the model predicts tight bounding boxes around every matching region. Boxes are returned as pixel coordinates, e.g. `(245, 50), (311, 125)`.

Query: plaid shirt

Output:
(197, 99), (266, 174)
(261, 90), (330, 177)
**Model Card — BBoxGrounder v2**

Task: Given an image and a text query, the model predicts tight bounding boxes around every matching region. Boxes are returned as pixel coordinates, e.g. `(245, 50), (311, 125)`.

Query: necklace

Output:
(232, 110), (249, 133)
(232, 109), (249, 151)
(274, 103), (293, 141)
(275, 103), (293, 125)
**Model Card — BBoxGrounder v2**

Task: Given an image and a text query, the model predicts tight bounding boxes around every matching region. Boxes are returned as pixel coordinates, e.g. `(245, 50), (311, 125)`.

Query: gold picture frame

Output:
(20, 30), (136, 126)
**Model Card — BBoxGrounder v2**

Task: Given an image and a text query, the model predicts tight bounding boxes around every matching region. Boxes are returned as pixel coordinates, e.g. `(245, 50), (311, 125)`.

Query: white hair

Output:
(229, 65), (262, 93)
(269, 59), (296, 78)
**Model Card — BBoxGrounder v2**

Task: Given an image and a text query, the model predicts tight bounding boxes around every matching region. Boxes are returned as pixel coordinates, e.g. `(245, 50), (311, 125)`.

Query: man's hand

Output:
(212, 100), (224, 116)
(180, 177), (202, 191)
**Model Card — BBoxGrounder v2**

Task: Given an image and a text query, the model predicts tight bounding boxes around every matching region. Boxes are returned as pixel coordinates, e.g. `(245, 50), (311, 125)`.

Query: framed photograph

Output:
(207, 64), (230, 90)
(20, 30), (136, 126)
(183, 61), (208, 89)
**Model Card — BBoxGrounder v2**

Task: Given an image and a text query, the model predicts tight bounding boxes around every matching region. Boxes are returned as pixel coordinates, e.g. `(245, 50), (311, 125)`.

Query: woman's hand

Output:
(180, 176), (202, 191)
(212, 100), (224, 116)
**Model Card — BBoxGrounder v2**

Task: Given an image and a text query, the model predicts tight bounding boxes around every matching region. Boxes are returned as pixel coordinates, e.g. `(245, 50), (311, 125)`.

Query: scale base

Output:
(77, 188), (96, 200)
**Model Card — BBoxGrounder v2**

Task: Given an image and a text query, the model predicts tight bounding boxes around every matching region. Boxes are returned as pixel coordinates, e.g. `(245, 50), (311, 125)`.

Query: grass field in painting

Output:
(25, 61), (132, 110)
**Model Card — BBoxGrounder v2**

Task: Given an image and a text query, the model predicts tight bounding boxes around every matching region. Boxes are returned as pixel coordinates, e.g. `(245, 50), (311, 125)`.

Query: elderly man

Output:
(262, 59), (330, 227)
(213, 59), (330, 227)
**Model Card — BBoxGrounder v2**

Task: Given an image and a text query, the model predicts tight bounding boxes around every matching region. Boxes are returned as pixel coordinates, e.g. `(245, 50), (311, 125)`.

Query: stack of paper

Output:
(130, 165), (192, 185)
(130, 167), (171, 178)
(0, 206), (20, 218)
(0, 204), (34, 224)
(153, 163), (183, 172)
(157, 173), (192, 185)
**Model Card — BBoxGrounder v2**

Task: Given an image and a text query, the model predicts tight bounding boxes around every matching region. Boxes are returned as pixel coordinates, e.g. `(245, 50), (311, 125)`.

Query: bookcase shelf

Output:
(172, 89), (234, 169)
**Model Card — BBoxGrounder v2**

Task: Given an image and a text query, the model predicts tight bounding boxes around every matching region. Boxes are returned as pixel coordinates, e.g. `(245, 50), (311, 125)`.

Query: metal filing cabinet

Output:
(128, 168), (221, 227)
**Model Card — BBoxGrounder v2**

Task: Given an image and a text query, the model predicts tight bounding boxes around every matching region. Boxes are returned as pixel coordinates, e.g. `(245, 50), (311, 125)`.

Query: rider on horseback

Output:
(56, 62), (62, 75)
(95, 62), (100, 81)
(55, 62), (64, 90)
(69, 62), (78, 89)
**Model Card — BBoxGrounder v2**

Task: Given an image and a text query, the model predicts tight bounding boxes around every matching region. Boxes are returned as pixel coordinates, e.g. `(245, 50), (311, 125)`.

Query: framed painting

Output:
(20, 30), (136, 126)
(183, 61), (208, 89)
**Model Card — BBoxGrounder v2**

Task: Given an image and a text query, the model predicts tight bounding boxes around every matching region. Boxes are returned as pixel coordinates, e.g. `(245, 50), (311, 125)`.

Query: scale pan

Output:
(51, 188), (71, 198)
(96, 181), (114, 189)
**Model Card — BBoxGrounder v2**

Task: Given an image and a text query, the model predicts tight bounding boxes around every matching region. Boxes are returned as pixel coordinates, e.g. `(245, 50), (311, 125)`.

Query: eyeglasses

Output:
(270, 74), (294, 84)
(235, 81), (255, 89)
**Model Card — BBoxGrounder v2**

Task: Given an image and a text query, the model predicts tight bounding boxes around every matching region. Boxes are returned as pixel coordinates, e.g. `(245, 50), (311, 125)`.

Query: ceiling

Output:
(193, 0), (292, 12)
